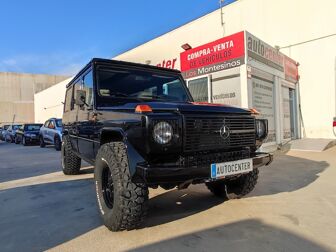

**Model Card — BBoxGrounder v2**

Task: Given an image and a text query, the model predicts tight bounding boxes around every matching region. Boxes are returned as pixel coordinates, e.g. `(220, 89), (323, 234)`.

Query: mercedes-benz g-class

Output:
(62, 58), (273, 231)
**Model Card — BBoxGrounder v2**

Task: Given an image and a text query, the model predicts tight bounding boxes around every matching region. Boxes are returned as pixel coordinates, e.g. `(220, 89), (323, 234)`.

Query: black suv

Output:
(62, 58), (273, 231)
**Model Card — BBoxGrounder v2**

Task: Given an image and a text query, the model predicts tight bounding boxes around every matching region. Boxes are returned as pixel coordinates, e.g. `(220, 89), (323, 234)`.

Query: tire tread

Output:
(62, 135), (81, 175)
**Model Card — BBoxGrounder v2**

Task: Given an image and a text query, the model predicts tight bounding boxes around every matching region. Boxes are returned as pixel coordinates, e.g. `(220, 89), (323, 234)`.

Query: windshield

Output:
(97, 68), (191, 105)
(24, 124), (42, 131)
(56, 119), (62, 127)
(13, 125), (22, 130)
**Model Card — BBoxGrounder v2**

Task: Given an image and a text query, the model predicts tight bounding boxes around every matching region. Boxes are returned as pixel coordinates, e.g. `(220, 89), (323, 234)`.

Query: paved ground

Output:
(0, 141), (335, 252)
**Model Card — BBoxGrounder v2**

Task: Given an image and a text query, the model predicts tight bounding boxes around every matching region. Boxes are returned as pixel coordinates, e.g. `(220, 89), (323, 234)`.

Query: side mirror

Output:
(75, 90), (86, 106)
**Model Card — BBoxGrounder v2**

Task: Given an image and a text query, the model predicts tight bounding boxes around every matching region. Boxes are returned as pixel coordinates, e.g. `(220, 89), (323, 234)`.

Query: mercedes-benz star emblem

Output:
(220, 125), (230, 139)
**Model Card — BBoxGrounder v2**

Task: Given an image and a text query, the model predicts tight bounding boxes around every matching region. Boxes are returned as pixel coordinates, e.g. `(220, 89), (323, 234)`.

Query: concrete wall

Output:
(0, 72), (69, 125)
(114, 0), (336, 139)
(34, 78), (72, 123)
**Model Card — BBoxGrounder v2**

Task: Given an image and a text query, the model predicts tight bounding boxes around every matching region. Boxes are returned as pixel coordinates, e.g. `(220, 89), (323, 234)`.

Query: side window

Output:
(49, 120), (55, 129)
(73, 79), (82, 107)
(83, 70), (93, 107)
(44, 120), (49, 127)
(64, 86), (73, 112)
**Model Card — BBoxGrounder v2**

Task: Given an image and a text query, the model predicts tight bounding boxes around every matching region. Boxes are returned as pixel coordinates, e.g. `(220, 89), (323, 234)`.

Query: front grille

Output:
(184, 115), (256, 152)
(180, 149), (250, 168)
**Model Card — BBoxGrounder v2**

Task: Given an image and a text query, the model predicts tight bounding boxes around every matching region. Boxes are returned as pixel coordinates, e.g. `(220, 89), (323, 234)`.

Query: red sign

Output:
(180, 31), (245, 78)
(284, 55), (299, 83)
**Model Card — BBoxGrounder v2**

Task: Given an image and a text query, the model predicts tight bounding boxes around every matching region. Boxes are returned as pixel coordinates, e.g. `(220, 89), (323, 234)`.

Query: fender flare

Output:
(100, 128), (145, 178)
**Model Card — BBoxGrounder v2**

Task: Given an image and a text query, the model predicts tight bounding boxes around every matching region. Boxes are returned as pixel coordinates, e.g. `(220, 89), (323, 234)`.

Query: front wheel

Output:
(54, 135), (61, 151)
(94, 142), (148, 231)
(40, 136), (46, 148)
(61, 135), (81, 175)
(22, 136), (28, 146)
(206, 169), (259, 199)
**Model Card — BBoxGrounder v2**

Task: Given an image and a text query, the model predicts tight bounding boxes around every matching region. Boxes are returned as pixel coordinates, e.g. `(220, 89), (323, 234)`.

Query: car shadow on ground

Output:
(0, 146), (330, 251)
(131, 219), (330, 252)
(144, 186), (225, 228)
(142, 154), (328, 228)
(249, 154), (328, 197)
(0, 142), (90, 183)
(0, 179), (101, 252)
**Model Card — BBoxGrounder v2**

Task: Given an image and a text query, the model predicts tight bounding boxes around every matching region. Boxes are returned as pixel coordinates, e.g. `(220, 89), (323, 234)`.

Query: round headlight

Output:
(153, 122), (173, 144)
(256, 120), (266, 139)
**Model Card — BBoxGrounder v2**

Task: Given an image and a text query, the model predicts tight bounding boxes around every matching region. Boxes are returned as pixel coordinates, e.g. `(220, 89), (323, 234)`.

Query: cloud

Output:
(0, 49), (101, 76)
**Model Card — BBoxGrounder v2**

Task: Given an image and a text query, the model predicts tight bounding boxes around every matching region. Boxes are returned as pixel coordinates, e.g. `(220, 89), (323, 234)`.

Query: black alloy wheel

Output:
(54, 136), (61, 151)
(102, 166), (114, 209)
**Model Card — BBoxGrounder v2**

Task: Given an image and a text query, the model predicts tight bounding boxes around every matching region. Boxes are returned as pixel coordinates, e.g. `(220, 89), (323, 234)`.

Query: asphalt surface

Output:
(0, 140), (335, 252)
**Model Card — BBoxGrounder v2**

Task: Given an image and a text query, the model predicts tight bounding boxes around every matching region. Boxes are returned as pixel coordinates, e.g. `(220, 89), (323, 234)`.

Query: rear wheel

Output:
(54, 135), (61, 151)
(206, 169), (259, 199)
(94, 142), (148, 231)
(39, 136), (45, 148)
(61, 135), (81, 175)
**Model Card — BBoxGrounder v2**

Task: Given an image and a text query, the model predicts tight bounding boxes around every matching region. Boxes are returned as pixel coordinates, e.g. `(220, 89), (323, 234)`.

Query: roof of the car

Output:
(66, 58), (182, 88)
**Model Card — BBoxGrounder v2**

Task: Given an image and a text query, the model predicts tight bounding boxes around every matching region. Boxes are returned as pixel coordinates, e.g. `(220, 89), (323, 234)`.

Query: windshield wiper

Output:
(134, 94), (166, 100)
(108, 92), (129, 97)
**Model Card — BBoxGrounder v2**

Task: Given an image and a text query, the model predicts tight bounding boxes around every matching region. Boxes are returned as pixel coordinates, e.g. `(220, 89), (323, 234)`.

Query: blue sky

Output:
(0, 0), (222, 76)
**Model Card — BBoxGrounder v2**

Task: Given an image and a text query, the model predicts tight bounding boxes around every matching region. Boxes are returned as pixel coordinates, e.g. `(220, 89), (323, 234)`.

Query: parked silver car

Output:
(0, 125), (10, 141)
(39, 118), (63, 151)
(5, 124), (22, 143)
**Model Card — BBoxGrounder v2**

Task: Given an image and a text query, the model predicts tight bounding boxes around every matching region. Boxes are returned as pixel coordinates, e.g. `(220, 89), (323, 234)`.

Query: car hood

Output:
(101, 101), (251, 114)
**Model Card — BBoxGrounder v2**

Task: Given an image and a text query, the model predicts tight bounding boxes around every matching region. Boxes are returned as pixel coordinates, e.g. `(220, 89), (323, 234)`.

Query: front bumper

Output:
(25, 136), (39, 143)
(135, 152), (273, 184)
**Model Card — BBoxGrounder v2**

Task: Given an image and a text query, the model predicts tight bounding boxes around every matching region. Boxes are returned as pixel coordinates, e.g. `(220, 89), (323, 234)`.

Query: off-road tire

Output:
(39, 136), (46, 148)
(54, 135), (61, 151)
(61, 135), (81, 175)
(206, 168), (259, 199)
(94, 142), (148, 232)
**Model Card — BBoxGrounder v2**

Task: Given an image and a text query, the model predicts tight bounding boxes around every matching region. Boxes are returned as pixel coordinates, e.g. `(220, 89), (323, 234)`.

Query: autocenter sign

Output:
(180, 31), (245, 79)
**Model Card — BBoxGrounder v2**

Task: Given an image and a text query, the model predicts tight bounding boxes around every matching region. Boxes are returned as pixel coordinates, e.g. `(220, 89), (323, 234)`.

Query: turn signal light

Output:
(135, 104), (153, 113)
(250, 108), (260, 115)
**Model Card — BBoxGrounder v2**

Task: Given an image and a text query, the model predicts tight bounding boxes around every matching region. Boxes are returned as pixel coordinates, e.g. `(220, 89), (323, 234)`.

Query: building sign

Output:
(180, 31), (245, 79)
(284, 55), (298, 83)
(246, 31), (284, 72)
(156, 58), (178, 69)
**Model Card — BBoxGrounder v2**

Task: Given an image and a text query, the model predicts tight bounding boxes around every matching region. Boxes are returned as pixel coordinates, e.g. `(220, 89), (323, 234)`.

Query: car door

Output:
(41, 120), (50, 142)
(17, 125), (24, 142)
(6, 126), (12, 141)
(77, 69), (95, 161)
(48, 120), (56, 144)
(63, 80), (80, 153)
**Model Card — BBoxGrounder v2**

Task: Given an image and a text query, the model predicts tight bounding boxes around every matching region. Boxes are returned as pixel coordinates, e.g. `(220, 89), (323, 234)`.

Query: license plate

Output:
(211, 158), (253, 179)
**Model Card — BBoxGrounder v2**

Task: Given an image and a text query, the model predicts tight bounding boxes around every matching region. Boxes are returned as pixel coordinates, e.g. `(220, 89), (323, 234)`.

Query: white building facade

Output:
(35, 0), (336, 142)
